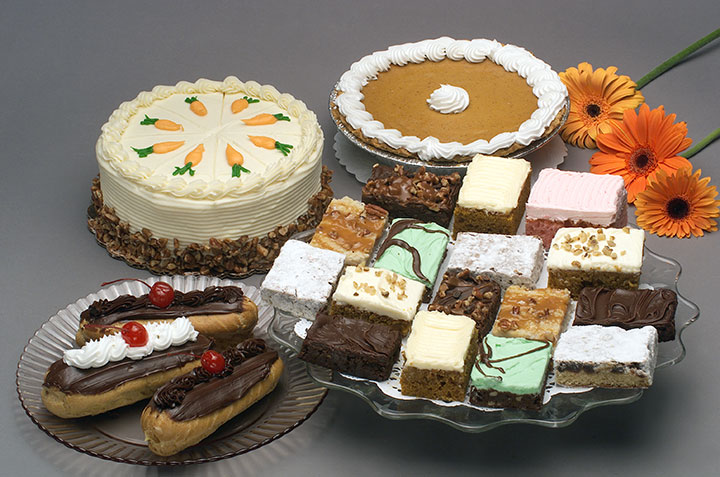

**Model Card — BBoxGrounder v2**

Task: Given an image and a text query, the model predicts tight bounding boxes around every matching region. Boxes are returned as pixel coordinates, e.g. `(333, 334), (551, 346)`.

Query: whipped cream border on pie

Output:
(334, 37), (568, 161)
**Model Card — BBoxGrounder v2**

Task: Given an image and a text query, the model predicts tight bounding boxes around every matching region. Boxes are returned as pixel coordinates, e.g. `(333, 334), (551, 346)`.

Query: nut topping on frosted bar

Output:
(491, 286), (570, 344)
(547, 227), (645, 297)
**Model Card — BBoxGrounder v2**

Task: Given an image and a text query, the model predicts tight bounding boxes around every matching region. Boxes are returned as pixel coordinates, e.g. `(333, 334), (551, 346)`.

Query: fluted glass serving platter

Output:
(268, 247), (698, 432)
(16, 276), (327, 465)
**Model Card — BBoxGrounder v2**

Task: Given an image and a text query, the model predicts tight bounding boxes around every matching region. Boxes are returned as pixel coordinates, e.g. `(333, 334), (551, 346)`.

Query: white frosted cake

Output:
(90, 77), (332, 275)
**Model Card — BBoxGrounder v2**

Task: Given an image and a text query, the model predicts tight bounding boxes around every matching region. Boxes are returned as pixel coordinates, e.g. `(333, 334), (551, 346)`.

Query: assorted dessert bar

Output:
(429, 269), (501, 337)
(400, 310), (478, 402)
(526, 169), (628, 249)
(447, 232), (544, 289)
(374, 218), (450, 298)
(260, 239), (345, 320)
(258, 173), (674, 411)
(299, 311), (402, 381)
(361, 164), (462, 227)
(470, 334), (553, 410)
(329, 266), (425, 335)
(310, 196), (389, 265)
(547, 226), (645, 298)
(491, 286), (571, 344)
(575, 287), (677, 341)
(553, 325), (658, 388)
(453, 155), (531, 237)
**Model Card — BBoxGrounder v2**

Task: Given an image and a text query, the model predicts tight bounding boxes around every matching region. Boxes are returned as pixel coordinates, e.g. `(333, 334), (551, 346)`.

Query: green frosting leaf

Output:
(274, 141), (294, 156)
(184, 96), (198, 104)
(231, 164), (251, 177)
(140, 114), (158, 125)
(173, 163), (195, 176)
(132, 145), (154, 158)
(243, 96), (260, 104)
(273, 113), (290, 122)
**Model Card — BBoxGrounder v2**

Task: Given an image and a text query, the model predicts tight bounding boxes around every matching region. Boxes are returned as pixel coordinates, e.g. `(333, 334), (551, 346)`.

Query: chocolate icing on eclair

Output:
(376, 219), (450, 283)
(43, 335), (213, 394)
(82, 286), (246, 326)
(151, 338), (279, 421)
(575, 287), (677, 341)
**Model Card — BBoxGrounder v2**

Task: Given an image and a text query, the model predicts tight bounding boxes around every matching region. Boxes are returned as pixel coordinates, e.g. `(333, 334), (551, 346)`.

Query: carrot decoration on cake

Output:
(185, 96), (207, 116)
(242, 113), (290, 125)
(140, 115), (183, 131)
(231, 96), (260, 114)
(174, 144), (204, 176)
(226, 144), (250, 177)
(248, 135), (293, 156)
(132, 141), (185, 158)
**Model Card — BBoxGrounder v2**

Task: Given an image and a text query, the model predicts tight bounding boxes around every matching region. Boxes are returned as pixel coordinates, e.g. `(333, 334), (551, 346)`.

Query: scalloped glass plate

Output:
(268, 247), (698, 432)
(16, 276), (327, 465)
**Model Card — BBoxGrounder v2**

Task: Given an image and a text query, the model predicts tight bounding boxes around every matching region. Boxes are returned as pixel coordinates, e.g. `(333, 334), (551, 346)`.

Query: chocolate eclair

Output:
(76, 285), (258, 348)
(141, 338), (283, 456)
(42, 322), (212, 419)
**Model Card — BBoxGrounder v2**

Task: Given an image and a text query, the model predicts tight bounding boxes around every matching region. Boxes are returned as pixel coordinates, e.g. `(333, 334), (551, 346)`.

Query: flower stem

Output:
(636, 28), (720, 89)
(681, 127), (720, 159)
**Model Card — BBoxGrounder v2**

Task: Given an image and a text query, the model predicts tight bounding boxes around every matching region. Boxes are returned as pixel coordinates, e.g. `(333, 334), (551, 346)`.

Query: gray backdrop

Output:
(2, 1), (719, 475)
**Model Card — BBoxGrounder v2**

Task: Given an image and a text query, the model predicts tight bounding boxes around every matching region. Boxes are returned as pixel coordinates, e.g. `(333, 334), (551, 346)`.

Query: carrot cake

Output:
(453, 155), (531, 237)
(90, 77), (331, 276)
(526, 169), (628, 248)
(329, 266), (425, 335)
(332, 37), (568, 162)
(547, 227), (645, 298)
(491, 286), (571, 344)
(400, 310), (478, 401)
(309, 196), (388, 265)
(554, 325), (658, 388)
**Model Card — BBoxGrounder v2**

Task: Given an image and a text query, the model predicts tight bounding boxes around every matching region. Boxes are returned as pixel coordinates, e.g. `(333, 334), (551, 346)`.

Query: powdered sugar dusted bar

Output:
(260, 240), (345, 320)
(447, 232), (544, 289)
(554, 325), (658, 389)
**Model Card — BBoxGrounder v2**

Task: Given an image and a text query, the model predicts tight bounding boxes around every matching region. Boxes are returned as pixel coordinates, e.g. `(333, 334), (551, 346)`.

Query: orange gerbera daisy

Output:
(635, 167), (720, 238)
(559, 62), (645, 149)
(590, 104), (692, 202)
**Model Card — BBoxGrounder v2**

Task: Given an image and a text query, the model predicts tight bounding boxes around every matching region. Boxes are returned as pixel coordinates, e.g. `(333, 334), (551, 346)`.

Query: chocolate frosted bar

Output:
(299, 311), (402, 381)
(429, 269), (501, 338)
(361, 164), (461, 227)
(575, 287), (677, 341)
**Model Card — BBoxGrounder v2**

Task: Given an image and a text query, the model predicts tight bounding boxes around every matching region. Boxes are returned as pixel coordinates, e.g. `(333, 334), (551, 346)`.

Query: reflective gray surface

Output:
(2, 1), (719, 475)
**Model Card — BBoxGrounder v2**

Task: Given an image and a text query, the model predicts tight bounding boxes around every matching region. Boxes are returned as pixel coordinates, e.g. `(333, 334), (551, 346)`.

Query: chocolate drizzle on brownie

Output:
(82, 286), (246, 326)
(376, 219), (449, 283)
(575, 287), (677, 341)
(429, 270), (501, 332)
(151, 338), (279, 421)
(43, 335), (213, 394)
(474, 336), (551, 381)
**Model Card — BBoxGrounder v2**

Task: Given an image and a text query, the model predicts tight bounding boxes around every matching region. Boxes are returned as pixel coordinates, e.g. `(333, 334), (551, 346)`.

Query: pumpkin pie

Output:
(332, 37), (568, 162)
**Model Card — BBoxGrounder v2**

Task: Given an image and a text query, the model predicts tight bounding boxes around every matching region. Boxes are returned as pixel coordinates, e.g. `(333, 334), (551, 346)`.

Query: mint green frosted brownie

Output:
(374, 218), (450, 296)
(469, 334), (552, 410)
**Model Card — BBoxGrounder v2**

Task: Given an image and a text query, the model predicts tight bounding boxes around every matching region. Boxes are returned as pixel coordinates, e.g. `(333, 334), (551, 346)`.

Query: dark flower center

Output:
(666, 197), (690, 220)
(628, 147), (657, 174)
(585, 104), (602, 117)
